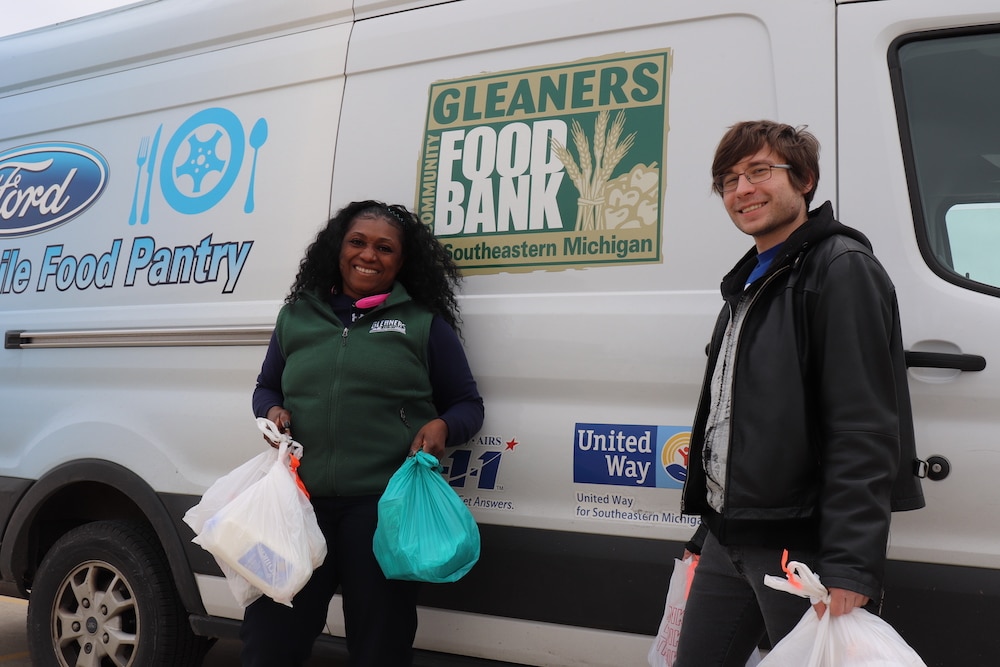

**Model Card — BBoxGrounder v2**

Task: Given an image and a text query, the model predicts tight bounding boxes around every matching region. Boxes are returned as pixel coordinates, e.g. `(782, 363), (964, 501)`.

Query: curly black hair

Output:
(286, 200), (463, 331)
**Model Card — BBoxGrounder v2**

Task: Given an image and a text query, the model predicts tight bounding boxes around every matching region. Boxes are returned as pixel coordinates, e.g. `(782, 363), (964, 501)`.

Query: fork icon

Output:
(128, 136), (150, 225)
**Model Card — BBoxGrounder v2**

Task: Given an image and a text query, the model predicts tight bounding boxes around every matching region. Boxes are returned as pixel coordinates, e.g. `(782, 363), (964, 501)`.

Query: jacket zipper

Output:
(719, 265), (790, 510)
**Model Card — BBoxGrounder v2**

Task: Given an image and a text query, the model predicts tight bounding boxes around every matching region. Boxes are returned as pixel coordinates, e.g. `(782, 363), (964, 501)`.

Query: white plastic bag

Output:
(183, 442), (278, 535)
(758, 557), (926, 667)
(648, 556), (762, 667)
(186, 418), (327, 607)
(182, 441), (277, 606)
(648, 556), (697, 667)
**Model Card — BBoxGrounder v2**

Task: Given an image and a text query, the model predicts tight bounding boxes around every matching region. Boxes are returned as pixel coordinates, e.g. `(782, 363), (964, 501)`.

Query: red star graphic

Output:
(505, 438), (519, 451)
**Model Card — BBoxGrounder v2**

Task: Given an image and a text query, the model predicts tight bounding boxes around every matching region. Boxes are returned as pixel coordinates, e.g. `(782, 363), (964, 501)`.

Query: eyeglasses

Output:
(715, 164), (791, 193)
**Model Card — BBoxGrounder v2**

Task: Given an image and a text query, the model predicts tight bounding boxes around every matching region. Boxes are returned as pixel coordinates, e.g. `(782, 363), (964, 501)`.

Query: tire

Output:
(27, 520), (208, 667)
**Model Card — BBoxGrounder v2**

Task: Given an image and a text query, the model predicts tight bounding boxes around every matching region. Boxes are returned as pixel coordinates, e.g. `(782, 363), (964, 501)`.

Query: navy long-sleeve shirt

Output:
(253, 293), (484, 447)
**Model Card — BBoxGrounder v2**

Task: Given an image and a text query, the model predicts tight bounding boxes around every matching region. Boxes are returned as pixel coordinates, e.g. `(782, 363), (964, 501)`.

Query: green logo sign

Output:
(416, 50), (672, 275)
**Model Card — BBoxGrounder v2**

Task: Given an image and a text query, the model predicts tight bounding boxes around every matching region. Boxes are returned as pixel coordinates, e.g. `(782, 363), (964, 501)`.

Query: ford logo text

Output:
(0, 142), (109, 238)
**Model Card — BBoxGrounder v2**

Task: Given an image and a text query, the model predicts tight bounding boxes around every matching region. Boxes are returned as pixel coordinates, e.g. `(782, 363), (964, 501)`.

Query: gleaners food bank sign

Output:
(416, 50), (671, 275)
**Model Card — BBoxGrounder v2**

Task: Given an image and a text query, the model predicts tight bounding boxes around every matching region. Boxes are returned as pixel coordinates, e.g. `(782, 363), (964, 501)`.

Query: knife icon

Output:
(140, 124), (162, 224)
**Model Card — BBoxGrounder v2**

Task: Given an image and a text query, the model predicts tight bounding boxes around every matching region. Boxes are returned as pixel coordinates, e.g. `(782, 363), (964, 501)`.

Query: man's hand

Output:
(813, 587), (869, 619)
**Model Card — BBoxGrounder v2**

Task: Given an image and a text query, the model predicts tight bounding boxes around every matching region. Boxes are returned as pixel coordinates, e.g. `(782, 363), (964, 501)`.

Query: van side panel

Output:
(0, 0), (353, 648)
(0, 23), (350, 484)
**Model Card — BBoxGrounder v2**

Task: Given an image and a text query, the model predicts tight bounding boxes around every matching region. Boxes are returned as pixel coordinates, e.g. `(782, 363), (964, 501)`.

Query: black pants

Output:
(674, 531), (813, 667)
(240, 495), (420, 667)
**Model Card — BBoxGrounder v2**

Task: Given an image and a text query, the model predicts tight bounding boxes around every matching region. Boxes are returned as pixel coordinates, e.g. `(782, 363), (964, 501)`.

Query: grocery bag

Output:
(648, 556), (698, 667)
(373, 450), (480, 583)
(758, 552), (926, 666)
(182, 441), (277, 606)
(187, 418), (327, 606)
(647, 555), (761, 667)
(182, 435), (278, 536)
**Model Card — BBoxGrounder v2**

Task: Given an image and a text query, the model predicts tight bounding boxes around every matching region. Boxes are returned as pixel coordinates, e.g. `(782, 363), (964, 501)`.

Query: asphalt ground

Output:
(0, 596), (336, 666)
(0, 597), (29, 666)
(0, 597), (522, 666)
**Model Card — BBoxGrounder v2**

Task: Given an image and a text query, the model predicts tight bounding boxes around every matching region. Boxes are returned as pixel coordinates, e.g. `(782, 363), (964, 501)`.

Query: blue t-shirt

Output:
(745, 243), (783, 288)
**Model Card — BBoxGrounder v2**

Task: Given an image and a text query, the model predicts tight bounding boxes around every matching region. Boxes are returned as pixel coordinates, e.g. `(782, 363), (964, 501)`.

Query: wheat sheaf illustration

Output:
(550, 110), (636, 231)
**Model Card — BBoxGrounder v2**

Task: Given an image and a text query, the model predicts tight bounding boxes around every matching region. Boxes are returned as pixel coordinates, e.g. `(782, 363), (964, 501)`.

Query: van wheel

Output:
(27, 520), (208, 667)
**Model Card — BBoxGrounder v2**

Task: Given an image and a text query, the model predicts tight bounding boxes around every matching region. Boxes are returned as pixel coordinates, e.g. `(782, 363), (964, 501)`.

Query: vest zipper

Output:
(329, 324), (350, 492)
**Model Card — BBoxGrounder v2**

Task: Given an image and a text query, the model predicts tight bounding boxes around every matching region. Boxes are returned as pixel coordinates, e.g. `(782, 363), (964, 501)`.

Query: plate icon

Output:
(159, 107), (246, 215)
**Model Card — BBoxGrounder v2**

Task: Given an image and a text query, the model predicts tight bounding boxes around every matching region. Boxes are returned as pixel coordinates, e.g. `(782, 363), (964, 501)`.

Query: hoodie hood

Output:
(720, 201), (871, 299)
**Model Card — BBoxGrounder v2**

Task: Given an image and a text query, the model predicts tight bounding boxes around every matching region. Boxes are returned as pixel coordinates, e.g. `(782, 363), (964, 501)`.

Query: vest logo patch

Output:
(369, 319), (406, 335)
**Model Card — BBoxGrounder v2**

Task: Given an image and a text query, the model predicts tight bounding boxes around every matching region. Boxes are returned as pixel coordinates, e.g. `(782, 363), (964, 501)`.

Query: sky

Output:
(1, 0), (136, 37)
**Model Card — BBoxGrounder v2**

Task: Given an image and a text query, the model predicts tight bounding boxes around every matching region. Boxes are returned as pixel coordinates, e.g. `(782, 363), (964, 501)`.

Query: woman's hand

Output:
(410, 418), (448, 460)
(264, 406), (292, 448)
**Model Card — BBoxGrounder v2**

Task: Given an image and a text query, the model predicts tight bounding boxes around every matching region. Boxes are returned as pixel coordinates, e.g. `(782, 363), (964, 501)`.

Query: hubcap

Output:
(51, 560), (138, 666)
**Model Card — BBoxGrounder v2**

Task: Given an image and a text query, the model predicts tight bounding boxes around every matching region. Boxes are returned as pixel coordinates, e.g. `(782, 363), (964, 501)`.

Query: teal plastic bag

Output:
(373, 451), (481, 583)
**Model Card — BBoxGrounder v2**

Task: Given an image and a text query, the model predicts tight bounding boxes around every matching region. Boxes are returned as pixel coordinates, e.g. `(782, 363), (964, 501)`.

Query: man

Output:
(675, 120), (925, 666)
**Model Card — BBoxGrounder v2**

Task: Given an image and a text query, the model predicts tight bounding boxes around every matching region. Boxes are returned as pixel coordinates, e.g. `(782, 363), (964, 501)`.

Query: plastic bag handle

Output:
(684, 554), (699, 599)
(257, 417), (294, 446)
(411, 450), (441, 470)
(763, 549), (830, 605)
(257, 418), (309, 498)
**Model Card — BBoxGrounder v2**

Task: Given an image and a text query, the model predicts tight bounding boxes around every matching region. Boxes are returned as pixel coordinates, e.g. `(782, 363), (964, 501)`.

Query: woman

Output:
(242, 201), (485, 666)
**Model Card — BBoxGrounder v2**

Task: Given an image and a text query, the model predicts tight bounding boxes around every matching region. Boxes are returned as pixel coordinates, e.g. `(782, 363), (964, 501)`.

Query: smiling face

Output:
(723, 146), (814, 252)
(338, 214), (404, 299)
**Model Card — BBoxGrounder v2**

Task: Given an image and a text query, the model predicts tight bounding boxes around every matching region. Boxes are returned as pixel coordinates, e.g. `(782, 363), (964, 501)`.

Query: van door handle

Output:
(904, 351), (986, 372)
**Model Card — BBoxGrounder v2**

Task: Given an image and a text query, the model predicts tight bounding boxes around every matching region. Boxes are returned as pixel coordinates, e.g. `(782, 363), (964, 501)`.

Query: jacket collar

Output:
(719, 201), (872, 299)
(300, 281), (413, 323)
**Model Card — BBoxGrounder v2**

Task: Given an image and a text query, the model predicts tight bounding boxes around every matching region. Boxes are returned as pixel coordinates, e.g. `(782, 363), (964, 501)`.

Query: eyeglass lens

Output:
(719, 165), (788, 192)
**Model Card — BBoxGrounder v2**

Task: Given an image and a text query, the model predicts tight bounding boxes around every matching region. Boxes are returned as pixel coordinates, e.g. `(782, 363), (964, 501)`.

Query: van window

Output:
(892, 29), (1000, 295)
(946, 203), (1000, 285)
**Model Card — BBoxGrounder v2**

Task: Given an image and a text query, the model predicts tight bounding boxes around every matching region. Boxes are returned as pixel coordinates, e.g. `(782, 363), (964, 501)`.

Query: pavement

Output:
(0, 596), (338, 666)
(1, 596), (521, 665)
(0, 596), (516, 666)
(0, 597), (29, 666)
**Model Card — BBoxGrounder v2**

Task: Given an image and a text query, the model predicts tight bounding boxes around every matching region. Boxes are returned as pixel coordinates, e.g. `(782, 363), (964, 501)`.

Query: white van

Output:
(1, 0), (998, 665)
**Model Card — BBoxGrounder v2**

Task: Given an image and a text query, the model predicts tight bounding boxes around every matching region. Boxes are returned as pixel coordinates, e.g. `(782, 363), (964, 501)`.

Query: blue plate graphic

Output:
(159, 107), (245, 215)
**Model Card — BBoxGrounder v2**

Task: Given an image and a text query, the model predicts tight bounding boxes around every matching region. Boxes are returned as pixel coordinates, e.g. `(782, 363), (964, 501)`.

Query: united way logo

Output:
(656, 427), (690, 489)
(573, 423), (690, 489)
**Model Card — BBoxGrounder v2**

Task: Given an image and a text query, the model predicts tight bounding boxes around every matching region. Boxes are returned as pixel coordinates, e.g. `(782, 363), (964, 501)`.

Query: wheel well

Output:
(1, 459), (205, 616)
(27, 481), (146, 586)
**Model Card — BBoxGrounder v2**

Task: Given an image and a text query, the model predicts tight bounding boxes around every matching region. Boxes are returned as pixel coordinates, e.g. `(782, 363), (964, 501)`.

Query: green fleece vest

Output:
(275, 284), (436, 496)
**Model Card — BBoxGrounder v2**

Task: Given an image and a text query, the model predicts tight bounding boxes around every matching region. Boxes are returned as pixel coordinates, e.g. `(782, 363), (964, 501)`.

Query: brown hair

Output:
(711, 120), (820, 206)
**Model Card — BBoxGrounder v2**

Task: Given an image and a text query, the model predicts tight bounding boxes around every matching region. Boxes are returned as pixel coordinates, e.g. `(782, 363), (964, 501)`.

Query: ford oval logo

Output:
(0, 142), (109, 238)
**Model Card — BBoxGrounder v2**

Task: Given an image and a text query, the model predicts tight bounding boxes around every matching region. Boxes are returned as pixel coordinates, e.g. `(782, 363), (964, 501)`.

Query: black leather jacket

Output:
(681, 202), (924, 599)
